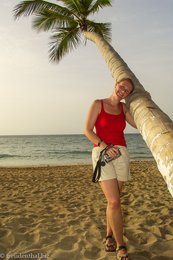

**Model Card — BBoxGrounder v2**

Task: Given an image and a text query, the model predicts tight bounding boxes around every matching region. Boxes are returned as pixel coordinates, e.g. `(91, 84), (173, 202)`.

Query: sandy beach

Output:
(0, 161), (173, 260)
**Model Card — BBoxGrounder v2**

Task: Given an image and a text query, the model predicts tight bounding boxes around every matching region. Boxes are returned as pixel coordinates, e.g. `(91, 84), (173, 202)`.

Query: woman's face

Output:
(115, 80), (134, 99)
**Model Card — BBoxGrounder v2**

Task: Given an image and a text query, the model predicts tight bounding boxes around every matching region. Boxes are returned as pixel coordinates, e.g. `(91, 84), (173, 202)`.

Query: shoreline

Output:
(0, 159), (154, 169)
(0, 161), (173, 259)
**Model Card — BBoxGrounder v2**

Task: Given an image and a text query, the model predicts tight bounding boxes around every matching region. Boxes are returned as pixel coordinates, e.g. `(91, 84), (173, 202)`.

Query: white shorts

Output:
(92, 146), (130, 182)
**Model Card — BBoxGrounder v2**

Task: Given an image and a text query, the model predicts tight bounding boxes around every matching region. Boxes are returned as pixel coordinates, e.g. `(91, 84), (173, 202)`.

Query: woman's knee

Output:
(108, 198), (121, 210)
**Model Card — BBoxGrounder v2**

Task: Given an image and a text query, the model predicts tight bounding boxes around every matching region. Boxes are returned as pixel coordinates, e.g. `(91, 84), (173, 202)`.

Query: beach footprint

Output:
(56, 235), (79, 250)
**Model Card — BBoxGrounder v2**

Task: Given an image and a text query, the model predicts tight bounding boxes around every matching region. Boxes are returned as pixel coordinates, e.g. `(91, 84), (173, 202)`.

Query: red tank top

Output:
(95, 100), (127, 147)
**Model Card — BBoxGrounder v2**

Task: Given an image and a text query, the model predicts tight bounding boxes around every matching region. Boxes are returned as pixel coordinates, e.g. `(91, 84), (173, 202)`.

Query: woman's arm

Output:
(122, 103), (137, 128)
(84, 100), (107, 148)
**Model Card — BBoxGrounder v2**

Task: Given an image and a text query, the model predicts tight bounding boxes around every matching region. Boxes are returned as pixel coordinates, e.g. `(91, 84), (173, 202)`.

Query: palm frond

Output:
(89, 0), (112, 15)
(62, 0), (94, 17)
(81, 0), (94, 10)
(62, 0), (82, 18)
(13, 0), (73, 19)
(49, 26), (81, 62)
(76, 0), (94, 16)
(13, 0), (113, 63)
(32, 9), (75, 32)
(87, 20), (111, 42)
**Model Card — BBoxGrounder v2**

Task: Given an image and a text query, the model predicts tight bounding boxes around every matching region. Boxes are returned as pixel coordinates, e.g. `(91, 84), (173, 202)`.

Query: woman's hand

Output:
(106, 145), (120, 159)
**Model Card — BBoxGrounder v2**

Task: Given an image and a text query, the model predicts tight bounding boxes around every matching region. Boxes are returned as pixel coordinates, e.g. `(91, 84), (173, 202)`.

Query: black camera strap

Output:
(92, 147), (107, 183)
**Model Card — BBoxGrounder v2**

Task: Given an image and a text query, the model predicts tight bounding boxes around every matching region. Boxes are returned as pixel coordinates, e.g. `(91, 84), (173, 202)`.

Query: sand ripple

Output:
(0, 162), (173, 259)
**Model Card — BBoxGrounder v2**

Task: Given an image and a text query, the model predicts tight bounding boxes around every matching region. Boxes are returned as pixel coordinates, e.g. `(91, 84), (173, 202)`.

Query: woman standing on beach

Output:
(84, 78), (137, 260)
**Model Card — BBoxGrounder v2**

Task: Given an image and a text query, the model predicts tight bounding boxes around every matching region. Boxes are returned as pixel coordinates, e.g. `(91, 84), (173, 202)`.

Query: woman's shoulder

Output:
(92, 99), (102, 107)
(90, 99), (102, 113)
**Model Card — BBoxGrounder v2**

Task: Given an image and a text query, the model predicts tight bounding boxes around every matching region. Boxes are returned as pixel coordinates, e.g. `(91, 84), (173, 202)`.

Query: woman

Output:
(84, 78), (137, 260)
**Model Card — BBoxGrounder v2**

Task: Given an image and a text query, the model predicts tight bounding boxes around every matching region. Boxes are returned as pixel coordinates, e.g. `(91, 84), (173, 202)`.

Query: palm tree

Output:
(13, 0), (173, 197)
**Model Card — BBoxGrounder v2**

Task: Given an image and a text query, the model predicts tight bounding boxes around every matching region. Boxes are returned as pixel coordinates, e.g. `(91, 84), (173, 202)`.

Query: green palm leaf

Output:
(49, 26), (81, 62)
(32, 9), (74, 32)
(89, 0), (112, 14)
(62, 0), (83, 17)
(62, 0), (95, 17)
(87, 20), (111, 42)
(13, 0), (73, 19)
(13, 0), (113, 62)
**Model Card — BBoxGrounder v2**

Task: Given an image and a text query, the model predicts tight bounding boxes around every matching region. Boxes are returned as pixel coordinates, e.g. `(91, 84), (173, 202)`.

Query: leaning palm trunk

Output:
(84, 31), (173, 197)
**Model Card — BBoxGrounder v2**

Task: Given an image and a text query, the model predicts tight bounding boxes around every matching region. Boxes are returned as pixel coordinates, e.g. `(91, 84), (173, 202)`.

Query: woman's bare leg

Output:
(100, 179), (125, 246)
(106, 180), (124, 237)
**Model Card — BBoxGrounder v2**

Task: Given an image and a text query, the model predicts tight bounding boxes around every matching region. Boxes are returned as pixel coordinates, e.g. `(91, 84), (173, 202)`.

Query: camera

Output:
(100, 145), (121, 166)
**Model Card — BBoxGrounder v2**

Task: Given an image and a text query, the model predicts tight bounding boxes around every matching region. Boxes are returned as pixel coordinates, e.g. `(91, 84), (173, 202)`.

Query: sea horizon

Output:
(0, 134), (153, 167)
(0, 132), (139, 136)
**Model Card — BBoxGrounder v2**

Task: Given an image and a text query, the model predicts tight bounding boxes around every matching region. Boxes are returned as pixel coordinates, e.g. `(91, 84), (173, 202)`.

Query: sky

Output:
(0, 0), (173, 135)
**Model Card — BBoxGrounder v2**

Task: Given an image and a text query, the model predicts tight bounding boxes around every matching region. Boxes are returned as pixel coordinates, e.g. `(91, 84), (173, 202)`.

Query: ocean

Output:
(0, 134), (153, 167)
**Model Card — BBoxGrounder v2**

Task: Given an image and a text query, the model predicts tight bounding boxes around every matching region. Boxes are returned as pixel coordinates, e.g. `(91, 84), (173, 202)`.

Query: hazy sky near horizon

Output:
(0, 0), (173, 135)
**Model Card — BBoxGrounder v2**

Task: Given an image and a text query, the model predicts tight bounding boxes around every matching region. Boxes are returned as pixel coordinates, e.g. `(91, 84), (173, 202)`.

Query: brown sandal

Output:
(105, 235), (116, 252)
(116, 245), (129, 260)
